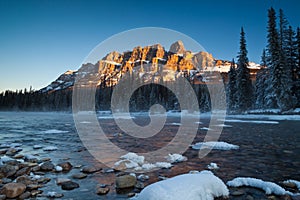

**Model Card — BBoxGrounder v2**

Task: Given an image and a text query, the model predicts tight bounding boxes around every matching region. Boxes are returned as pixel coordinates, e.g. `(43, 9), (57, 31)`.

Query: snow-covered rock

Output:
(227, 177), (292, 195)
(132, 171), (229, 200)
(207, 162), (219, 170)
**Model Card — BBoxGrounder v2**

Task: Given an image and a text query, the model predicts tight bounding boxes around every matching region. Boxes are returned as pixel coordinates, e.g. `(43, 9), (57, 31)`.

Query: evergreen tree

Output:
(296, 27), (300, 79)
(235, 27), (253, 112)
(278, 9), (289, 53)
(255, 49), (268, 108)
(265, 8), (296, 111)
(264, 7), (280, 108)
(227, 58), (237, 112)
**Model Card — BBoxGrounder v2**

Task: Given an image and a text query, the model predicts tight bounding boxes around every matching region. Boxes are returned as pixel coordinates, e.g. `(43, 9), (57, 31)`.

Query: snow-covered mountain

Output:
(40, 41), (261, 93)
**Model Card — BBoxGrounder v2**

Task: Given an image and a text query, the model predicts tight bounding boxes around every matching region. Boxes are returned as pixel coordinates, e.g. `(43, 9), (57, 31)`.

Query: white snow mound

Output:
(120, 152), (145, 165)
(166, 154), (187, 163)
(132, 170), (229, 200)
(227, 177), (292, 195)
(191, 141), (239, 150)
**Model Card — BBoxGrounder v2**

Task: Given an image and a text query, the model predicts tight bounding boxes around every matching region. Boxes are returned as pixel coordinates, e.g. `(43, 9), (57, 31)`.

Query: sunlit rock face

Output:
(40, 41), (261, 92)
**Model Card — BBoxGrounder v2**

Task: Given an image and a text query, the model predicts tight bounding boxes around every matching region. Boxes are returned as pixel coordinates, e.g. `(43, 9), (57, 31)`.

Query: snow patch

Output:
(43, 146), (58, 151)
(166, 154), (187, 163)
(207, 162), (219, 170)
(227, 177), (292, 195)
(191, 141), (239, 150)
(120, 152), (145, 165)
(55, 166), (63, 172)
(224, 119), (279, 124)
(132, 171), (229, 200)
(33, 145), (43, 149)
(43, 129), (69, 134)
(114, 152), (173, 171)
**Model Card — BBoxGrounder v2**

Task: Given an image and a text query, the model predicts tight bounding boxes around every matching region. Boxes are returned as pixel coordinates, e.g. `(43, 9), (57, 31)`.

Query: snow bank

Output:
(227, 177), (292, 195)
(43, 129), (69, 134)
(114, 152), (174, 171)
(166, 154), (187, 163)
(132, 171), (229, 200)
(191, 141), (239, 150)
(120, 152), (144, 165)
(224, 119), (279, 124)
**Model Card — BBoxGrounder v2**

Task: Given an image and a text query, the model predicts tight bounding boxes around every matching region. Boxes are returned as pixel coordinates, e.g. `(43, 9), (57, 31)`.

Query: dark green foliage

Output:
(235, 27), (253, 112)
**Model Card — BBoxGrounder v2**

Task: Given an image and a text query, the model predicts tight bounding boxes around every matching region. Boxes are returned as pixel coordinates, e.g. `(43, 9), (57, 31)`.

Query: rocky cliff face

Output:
(40, 41), (260, 92)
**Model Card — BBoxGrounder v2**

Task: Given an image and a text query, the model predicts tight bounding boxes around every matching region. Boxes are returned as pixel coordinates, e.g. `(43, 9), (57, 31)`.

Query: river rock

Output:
(0, 182), (26, 198)
(61, 181), (79, 190)
(1, 178), (11, 184)
(72, 172), (87, 179)
(18, 191), (31, 199)
(13, 154), (24, 159)
(81, 166), (101, 173)
(115, 174), (137, 189)
(27, 184), (44, 190)
(40, 161), (54, 171)
(15, 167), (31, 177)
(231, 189), (245, 196)
(36, 177), (51, 184)
(57, 161), (73, 171)
(135, 181), (144, 189)
(96, 185), (110, 195)
(31, 190), (43, 197)
(56, 178), (71, 185)
(0, 164), (18, 178)
(16, 175), (33, 185)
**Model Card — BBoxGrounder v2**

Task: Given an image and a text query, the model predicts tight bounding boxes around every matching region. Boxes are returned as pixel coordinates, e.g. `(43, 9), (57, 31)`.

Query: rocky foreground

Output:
(0, 143), (300, 200)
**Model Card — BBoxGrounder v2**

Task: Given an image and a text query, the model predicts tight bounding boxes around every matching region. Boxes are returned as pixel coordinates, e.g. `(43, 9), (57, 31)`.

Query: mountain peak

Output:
(169, 40), (185, 54)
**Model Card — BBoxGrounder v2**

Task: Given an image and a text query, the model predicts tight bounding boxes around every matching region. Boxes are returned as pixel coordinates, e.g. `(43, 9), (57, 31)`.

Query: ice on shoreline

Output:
(227, 177), (293, 196)
(42, 129), (69, 134)
(191, 141), (239, 150)
(224, 119), (279, 124)
(114, 152), (187, 171)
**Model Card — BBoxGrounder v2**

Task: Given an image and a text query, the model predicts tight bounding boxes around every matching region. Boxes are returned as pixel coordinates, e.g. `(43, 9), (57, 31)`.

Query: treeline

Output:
(0, 88), (72, 111)
(227, 8), (300, 113)
(0, 79), (212, 112)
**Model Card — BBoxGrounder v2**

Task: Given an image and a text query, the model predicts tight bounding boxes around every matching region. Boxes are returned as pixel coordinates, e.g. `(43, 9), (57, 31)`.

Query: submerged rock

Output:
(81, 166), (101, 173)
(57, 161), (73, 171)
(61, 181), (79, 190)
(72, 172), (87, 179)
(96, 185), (110, 195)
(40, 161), (54, 171)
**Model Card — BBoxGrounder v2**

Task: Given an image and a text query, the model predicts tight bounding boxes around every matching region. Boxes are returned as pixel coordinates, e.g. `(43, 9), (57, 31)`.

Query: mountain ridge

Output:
(41, 41), (261, 93)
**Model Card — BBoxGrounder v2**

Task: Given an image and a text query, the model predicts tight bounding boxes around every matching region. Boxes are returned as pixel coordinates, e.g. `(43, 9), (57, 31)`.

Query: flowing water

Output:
(0, 111), (299, 199)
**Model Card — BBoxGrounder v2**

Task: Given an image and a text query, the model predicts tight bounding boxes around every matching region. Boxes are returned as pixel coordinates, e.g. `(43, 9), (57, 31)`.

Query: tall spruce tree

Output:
(227, 58), (237, 112)
(265, 8), (296, 111)
(296, 27), (300, 79)
(265, 7), (279, 108)
(236, 27), (253, 112)
(255, 49), (268, 108)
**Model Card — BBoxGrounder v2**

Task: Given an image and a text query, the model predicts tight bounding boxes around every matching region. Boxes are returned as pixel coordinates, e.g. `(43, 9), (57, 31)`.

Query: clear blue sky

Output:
(1, 0), (300, 92)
